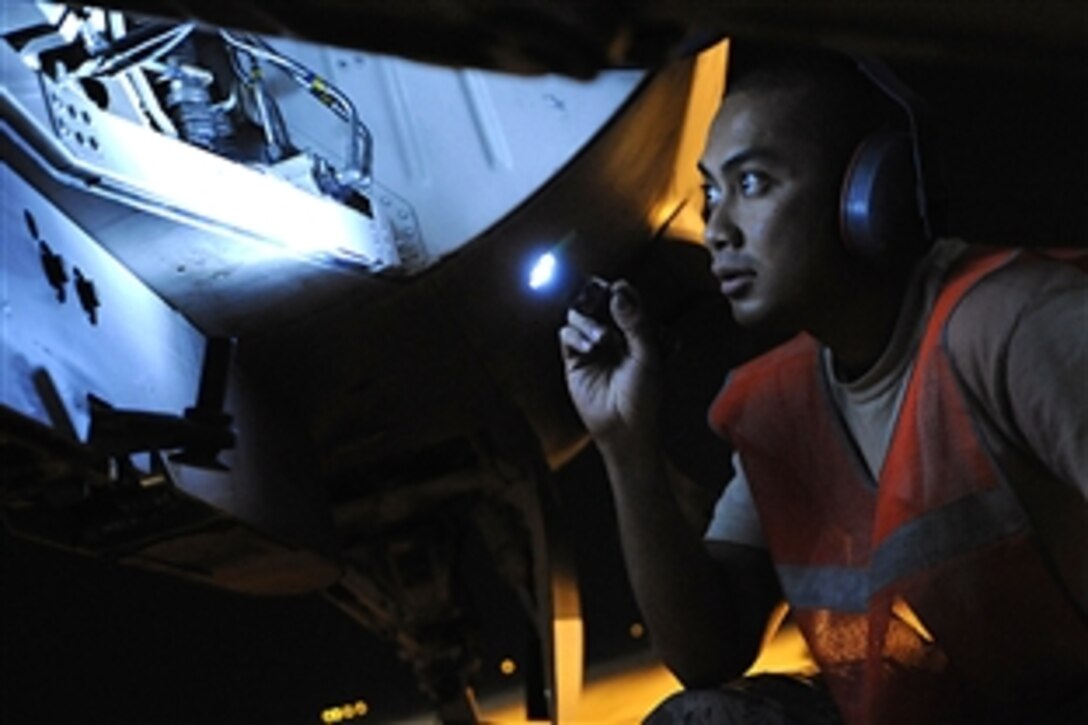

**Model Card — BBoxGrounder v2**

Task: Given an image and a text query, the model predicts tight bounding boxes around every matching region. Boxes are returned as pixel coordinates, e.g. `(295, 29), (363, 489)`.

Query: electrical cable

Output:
(76, 22), (197, 79)
(218, 30), (373, 188)
(225, 43), (293, 160)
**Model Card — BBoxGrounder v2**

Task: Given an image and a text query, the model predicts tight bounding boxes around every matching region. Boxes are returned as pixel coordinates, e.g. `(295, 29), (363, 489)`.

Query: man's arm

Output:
(604, 441), (781, 685)
(560, 281), (781, 686)
(947, 256), (1088, 614)
(947, 257), (1088, 498)
(1004, 283), (1088, 498)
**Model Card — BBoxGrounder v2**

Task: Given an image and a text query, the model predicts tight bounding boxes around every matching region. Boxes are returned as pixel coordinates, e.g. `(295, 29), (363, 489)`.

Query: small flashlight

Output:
(569, 275), (614, 325)
(527, 244), (615, 326)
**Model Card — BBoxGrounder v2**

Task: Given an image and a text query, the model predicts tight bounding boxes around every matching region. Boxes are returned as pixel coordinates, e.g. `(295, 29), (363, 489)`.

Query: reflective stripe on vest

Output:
(777, 481), (1028, 612)
(709, 247), (1088, 724)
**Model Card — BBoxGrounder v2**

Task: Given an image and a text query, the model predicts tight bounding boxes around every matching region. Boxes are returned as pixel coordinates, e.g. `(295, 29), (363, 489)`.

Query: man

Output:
(559, 45), (1087, 724)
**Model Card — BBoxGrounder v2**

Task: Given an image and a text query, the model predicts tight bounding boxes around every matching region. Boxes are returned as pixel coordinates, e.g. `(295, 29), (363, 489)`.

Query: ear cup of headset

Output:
(840, 131), (928, 264)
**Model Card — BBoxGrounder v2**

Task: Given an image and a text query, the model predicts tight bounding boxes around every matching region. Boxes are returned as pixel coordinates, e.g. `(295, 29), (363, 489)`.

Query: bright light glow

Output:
(499, 658), (517, 676)
(46, 86), (394, 269)
(629, 622), (646, 639)
(529, 252), (557, 290)
(320, 700), (368, 722)
(892, 596), (934, 642)
(553, 617), (584, 721)
(478, 619), (817, 722)
(163, 149), (374, 261)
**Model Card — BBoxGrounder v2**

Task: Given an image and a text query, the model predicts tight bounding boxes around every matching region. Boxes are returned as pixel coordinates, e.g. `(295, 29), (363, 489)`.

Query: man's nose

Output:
(703, 205), (741, 252)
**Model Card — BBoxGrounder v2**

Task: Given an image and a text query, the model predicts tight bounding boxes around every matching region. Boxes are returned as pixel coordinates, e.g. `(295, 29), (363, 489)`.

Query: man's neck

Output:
(811, 266), (913, 383)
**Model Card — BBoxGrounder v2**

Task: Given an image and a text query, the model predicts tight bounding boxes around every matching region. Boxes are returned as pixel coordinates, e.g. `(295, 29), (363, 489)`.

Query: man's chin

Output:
(729, 300), (799, 342)
(728, 298), (765, 329)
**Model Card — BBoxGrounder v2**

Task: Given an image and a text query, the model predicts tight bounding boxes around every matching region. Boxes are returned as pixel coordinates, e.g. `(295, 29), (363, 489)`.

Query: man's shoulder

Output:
(943, 245), (1086, 356)
(935, 244), (1086, 445)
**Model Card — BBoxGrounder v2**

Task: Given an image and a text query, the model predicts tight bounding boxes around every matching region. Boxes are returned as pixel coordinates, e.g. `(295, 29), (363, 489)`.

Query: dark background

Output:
(1, 445), (654, 724)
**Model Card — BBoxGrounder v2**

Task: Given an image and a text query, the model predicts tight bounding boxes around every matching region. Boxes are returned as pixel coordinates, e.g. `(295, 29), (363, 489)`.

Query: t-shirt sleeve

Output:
(704, 452), (767, 548)
(949, 255), (1088, 500)
(1003, 280), (1088, 498)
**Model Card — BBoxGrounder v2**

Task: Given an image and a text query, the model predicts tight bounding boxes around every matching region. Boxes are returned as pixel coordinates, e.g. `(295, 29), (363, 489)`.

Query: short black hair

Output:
(725, 41), (903, 166)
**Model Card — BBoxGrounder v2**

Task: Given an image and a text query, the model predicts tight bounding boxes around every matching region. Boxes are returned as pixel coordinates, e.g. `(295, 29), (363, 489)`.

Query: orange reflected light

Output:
(320, 699), (368, 723)
(478, 619), (815, 722)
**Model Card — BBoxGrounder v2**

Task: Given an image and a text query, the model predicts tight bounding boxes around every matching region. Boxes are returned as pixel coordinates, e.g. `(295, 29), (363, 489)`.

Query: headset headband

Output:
(853, 56), (939, 241)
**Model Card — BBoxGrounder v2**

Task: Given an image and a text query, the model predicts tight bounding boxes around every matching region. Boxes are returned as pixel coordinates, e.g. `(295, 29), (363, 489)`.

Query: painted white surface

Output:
(265, 39), (645, 260)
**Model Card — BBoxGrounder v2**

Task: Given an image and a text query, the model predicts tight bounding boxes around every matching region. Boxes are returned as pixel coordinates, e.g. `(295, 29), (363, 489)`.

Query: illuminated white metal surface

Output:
(0, 164), (203, 441)
(0, 163), (341, 554)
(0, 37), (386, 335)
(0, 13), (646, 334)
(4, 64), (394, 268)
(249, 38), (645, 261)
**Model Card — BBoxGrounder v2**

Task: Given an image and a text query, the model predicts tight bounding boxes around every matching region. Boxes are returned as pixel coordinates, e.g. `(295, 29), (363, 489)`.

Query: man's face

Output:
(699, 86), (849, 333)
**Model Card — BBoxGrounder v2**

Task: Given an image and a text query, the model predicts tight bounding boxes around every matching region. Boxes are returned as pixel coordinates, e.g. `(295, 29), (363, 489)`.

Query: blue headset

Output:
(840, 57), (940, 263)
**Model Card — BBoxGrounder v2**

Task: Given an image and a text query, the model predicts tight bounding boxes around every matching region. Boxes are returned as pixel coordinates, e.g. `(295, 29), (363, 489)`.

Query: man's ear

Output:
(840, 131), (928, 265)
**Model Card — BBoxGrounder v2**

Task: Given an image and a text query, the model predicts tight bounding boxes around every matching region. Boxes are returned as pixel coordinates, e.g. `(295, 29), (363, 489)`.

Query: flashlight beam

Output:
(529, 252), (558, 290)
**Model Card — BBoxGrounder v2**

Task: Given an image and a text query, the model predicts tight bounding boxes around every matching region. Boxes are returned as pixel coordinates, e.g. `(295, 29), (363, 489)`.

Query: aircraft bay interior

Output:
(2, 1), (1085, 722)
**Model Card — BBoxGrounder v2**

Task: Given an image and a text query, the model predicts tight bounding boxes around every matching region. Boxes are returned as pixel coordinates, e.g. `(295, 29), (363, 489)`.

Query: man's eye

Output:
(738, 171), (772, 197)
(701, 183), (722, 217)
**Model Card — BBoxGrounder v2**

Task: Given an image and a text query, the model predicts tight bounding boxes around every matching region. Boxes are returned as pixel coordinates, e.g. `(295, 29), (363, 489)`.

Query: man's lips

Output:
(714, 266), (756, 297)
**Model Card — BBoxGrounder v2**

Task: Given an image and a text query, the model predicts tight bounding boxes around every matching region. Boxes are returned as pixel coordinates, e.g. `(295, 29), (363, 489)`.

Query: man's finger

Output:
(566, 307), (610, 344)
(608, 280), (642, 329)
(609, 280), (655, 363)
(559, 324), (593, 361)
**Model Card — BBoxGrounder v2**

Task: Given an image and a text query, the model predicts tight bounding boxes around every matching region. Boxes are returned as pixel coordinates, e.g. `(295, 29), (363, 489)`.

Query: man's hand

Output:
(559, 280), (662, 451)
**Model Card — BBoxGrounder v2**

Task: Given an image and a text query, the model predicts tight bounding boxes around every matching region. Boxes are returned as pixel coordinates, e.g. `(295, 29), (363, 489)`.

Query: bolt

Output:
(73, 268), (100, 325)
(39, 241), (67, 303)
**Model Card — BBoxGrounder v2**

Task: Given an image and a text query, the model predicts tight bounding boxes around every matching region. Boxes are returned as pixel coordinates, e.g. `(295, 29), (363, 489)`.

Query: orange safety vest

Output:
(709, 248), (1088, 724)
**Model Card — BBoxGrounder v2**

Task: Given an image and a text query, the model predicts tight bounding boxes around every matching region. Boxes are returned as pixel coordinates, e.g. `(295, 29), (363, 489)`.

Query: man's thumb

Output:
(610, 281), (650, 343)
